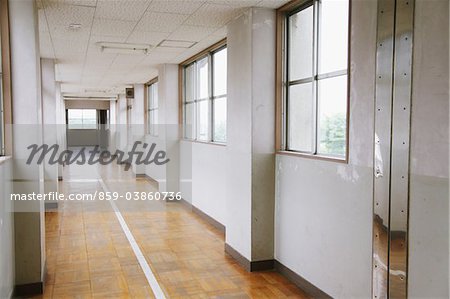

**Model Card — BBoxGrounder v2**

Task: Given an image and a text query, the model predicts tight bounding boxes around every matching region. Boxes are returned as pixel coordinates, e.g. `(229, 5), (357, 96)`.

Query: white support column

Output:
(131, 84), (146, 176)
(55, 81), (65, 180)
(8, 0), (45, 290)
(145, 64), (179, 193)
(41, 58), (58, 195)
(226, 8), (276, 265)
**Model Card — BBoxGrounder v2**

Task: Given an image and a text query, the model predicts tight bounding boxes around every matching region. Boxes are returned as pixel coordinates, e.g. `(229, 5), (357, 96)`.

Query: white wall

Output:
(408, 0), (449, 297)
(180, 141), (228, 225)
(274, 1), (377, 297)
(65, 99), (109, 110)
(0, 158), (14, 298)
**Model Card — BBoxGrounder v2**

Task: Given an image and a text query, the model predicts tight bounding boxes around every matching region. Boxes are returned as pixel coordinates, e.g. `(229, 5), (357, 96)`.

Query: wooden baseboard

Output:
(44, 202), (58, 209)
(274, 261), (331, 299)
(180, 198), (225, 235)
(138, 174), (159, 188)
(224, 243), (275, 272)
(14, 282), (43, 297)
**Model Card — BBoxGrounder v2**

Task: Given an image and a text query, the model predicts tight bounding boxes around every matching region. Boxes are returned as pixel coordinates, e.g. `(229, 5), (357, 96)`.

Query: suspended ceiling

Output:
(37, 0), (290, 98)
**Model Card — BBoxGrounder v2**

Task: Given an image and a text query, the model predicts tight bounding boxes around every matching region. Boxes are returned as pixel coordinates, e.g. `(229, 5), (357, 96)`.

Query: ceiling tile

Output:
(147, 0), (205, 15)
(39, 30), (55, 59)
(184, 3), (244, 27)
(95, 0), (150, 21)
(38, 9), (49, 32)
(52, 37), (88, 56)
(126, 30), (169, 46)
(168, 25), (216, 42)
(89, 34), (128, 45)
(92, 18), (136, 37)
(48, 0), (97, 7)
(136, 11), (189, 33)
(44, 3), (95, 36)
(208, 0), (260, 8)
(256, 0), (290, 8)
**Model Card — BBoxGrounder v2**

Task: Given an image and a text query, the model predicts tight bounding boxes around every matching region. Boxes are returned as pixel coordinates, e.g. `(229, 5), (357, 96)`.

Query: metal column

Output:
(373, 0), (414, 298)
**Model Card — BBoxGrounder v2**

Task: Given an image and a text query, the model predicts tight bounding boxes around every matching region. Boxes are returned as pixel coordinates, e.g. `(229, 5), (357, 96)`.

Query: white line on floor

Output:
(98, 177), (167, 299)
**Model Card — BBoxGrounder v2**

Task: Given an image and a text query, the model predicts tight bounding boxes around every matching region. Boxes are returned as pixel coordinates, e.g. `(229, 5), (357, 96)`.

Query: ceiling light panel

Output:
(159, 39), (196, 48)
(95, 0), (149, 21)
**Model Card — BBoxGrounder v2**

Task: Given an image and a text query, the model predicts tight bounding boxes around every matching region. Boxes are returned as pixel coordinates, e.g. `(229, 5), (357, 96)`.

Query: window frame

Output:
(0, 0), (11, 157)
(179, 38), (227, 146)
(276, 0), (351, 163)
(67, 109), (98, 130)
(145, 77), (159, 136)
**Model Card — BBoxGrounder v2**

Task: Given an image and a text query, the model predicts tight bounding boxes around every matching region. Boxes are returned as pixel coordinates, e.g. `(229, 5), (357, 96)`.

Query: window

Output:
(0, 0), (11, 156)
(67, 109), (97, 129)
(146, 80), (158, 136)
(181, 42), (227, 143)
(0, 28), (4, 155)
(280, 0), (349, 159)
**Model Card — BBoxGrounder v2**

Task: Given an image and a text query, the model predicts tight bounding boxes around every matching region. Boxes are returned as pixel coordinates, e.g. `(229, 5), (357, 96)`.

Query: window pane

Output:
(213, 48), (227, 96)
(147, 109), (151, 131)
(197, 57), (209, 100)
(318, 75), (347, 156)
(288, 6), (314, 81)
(287, 83), (314, 152)
(68, 109), (97, 129)
(185, 103), (195, 139)
(150, 83), (158, 109)
(185, 64), (195, 102)
(213, 97), (227, 142)
(150, 110), (159, 136)
(319, 0), (349, 74)
(147, 86), (151, 108)
(68, 109), (83, 129)
(82, 109), (97, 129)
(197, 100), (210, 141)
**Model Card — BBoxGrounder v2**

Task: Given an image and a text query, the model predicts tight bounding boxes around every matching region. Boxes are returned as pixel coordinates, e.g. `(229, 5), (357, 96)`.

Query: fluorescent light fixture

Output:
(97, 42), (153, 55)
(158, 39), (196, 48)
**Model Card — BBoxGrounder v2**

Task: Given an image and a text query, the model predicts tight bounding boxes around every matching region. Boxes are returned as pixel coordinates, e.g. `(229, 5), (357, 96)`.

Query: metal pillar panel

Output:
(373, 0), (396, 298)
(389, 0), (414, 298)
(373, 0), (414, 298)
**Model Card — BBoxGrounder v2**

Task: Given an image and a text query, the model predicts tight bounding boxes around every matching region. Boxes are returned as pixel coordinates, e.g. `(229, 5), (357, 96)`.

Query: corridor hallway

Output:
(41, 162), (309, 298)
